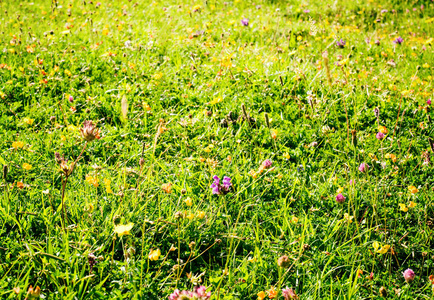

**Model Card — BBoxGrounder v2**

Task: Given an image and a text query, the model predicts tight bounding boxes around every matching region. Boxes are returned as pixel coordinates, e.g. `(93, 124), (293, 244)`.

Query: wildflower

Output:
(336, 39), (346, 48)
(267, 287), (278, 299)
(343, 213), (354, 223)
(169, 286), (211, 300)
(427, 98), (432, 105)
(291, 216), (299, 223)
(23, 117), (34, 125)
(336, 193), (346, 203)
(68, 95), (74, 102)
(184, 197), (193, 206)
(282, 287), (298, 300)
(277, 255), (291, 268)
(378, 126), (388, 134)
(12, 141), (24, 149)
(399, 203), (408, 212)
(162, 183), (172, 194)
(379, 287), (387, 297)
(283, 152), (290, 159)
(22, 163), (32, 170)
(375, 39), (380, 45)
(192, 4), (201, 12)
(393, 37), (404, 44)
(376, 132), (385, 140)
(104, 179), (113, 193)
(13, 287), (20, 294)
(271, 129), (278, 139)
(377, 244), (390, 254)
(80, 121), (100, 142)
(210, 175), (232, 195)
(241, 18), (249, 26)
(197, 211), (205, 219)
(262, 159), (272, 169)
(114, 223), (134, 237)
(26, 285), (41, 299)
(55, 153), (74, 177)
(408, 201), (417, 208)
(16, 182), (25, 189)
(403, 269), (415, 283)
(408, 186), (418, 194)
(358, 163), (369, 173)
(148, 249), (161, 261)
(85, 175), (99, 187)
(257, 291), (266, 300)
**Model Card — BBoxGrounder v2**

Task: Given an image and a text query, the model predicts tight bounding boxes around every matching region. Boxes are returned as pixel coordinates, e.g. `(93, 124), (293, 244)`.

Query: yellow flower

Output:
(408, 186), (418, 194)
(257, 291), (266, 300)
(249, 170), (258, 179)
(291, 216), (299, 223)
(143, 102), (151, 111)
(114, 223), (134, 237)
(22, 163), (32, 170)
(343, 213), (354, 223)
(197, 211), (205, 219)
(184, 197), (193, 206)
(408, 201), (417, 208)
(283, 152), (290, 159)
(186, 213), (195, 220)
(271, 129), (278, 139)
(336, 186), (344, 194)
(153, 72), (163, 80)
(161, 183), (172, 194)
(12, 141), (24, 149)
(209, 96), (223, 105)
(104, 179), (113, 194)
(148, 248), (161, 261)
(61, 135), (67, 142)
(372, 241), (380, 251)
(267, 287), (278, 299)
(23, 117), (34, 125)
(376, 244), (390, 254)
(85, 175), (99, 188)
(378, 125), (388, 134)
(64, 69), (72, 76)
(423, 63), (430, 68)
(399, 203), (408, 212)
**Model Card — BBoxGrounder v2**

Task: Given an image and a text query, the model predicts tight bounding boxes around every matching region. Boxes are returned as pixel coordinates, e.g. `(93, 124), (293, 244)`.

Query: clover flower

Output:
(403, 268), (415, 283)
(336, 193), (346, 203)
(169, 286), (211, 300)
(427, 98), (431, 105)
(79, 120), (100, 142)
(282, 287), (298, 300)
(393, 37), (404, 44)
(241, 18), (249, 26)
(376, 132), (385, 140)
(358, 163), (369, 173)
(210, 175), (232, 195)
(336, 39), (346, 48)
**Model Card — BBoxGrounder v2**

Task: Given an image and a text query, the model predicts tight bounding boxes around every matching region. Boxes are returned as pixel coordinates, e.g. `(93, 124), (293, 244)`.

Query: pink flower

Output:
(403, 268), (415, 283)
(358, 163), (369, 173)
(376, 132), (385, 140)
(349, 179), (356, 185)
(336, 193), (346, 203)
(69, 95), (74, 102)
(262, 159), (272, 168)
(282, 287), (298, 300)
(427, 98), (432, 105)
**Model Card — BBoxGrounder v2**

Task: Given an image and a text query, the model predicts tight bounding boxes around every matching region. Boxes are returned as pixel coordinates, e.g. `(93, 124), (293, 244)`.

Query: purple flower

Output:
(403, 268), (415, 283)
(365, 37), (371, 44)
(262, 159), (272, 168)
(210, 175), (232, 195)
(375, 39), (380, 45)
(241, 18), (249, 26)
(69, 95), (74, 102)
(381, 9), (388, 14)
(303, 9), (310, 13)
(358, 163), (369, 173)
(336, 193), (346, 203)
(336, 39), (346, 48)
(376, 132), (385, 140)
(427, 98), (431, 105)
(393, 37), (404, 44)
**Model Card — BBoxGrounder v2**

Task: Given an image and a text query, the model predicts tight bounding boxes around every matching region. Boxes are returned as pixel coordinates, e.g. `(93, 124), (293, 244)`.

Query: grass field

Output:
(1, 0), (434, 299)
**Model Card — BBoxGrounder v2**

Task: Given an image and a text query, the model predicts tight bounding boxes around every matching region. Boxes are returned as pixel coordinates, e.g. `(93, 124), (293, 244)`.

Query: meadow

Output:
(0, 0), (434, 299)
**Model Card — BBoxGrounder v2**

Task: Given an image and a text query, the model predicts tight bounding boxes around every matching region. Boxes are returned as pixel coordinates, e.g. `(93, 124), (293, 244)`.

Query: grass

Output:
(0, 0), (434, 299)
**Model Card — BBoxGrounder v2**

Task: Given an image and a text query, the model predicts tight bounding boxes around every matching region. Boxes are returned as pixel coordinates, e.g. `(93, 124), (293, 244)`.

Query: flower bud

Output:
(79, 120), (100, 142)
(277, 255), (291, 268)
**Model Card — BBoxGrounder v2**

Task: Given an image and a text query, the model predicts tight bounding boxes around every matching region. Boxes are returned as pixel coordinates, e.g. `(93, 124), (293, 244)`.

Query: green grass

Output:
(1, 0), (434, 299)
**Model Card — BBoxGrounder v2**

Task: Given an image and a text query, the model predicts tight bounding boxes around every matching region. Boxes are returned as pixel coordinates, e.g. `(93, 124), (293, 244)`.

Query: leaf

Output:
(0, 155), (6, 166)
(121, 94), (128, 120)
